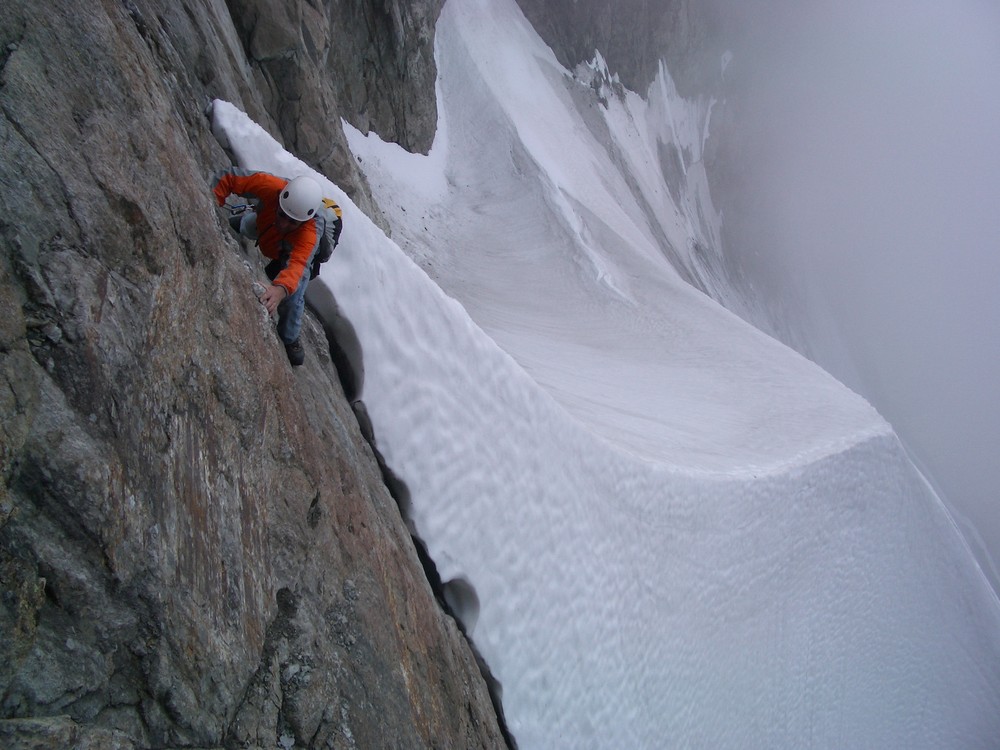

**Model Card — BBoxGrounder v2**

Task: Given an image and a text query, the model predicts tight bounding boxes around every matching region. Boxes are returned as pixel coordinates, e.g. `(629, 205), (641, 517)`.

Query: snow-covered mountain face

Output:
(346, 0), (886, 473)
(213, 0), (1000, 746)
(512, 0), (726, 98)
(514, 0), (1000, 600)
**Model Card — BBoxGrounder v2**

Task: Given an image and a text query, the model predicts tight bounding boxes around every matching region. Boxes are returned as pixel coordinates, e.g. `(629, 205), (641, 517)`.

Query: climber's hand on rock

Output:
(260, 284), (287, 315)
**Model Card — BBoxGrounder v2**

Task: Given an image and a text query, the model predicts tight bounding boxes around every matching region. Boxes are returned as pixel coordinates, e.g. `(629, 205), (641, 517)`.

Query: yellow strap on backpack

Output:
(322, 198), (342, 219)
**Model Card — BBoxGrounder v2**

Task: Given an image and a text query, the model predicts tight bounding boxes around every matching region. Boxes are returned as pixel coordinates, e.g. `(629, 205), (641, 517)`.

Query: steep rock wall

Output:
(224, 0), (443, 217)
(226, 0), (444, 153)
(0, 1), (502, 747)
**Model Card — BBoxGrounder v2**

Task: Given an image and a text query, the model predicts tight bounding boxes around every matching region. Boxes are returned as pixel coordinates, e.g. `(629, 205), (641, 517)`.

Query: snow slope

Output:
(347, 0), (886, 476)
(209, 0), (1000, 746)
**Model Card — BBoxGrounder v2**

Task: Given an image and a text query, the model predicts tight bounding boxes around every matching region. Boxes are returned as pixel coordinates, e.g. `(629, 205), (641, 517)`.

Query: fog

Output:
(712, 0), (1000, 590)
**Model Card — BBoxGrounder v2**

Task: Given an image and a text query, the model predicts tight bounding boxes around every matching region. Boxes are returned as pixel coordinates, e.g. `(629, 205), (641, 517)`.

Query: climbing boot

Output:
(284, 338), (305, 367)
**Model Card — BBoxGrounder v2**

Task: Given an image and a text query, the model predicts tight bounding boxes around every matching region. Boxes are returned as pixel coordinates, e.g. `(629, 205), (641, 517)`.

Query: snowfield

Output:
(210, 0), (1000, 746)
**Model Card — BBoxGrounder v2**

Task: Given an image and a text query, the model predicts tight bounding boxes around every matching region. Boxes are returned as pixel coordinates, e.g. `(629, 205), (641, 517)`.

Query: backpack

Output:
(311, 198), (343, 279)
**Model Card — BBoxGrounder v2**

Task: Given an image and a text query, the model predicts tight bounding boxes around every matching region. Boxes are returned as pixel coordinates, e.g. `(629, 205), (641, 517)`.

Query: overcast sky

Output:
(712, 0), (1000, 587)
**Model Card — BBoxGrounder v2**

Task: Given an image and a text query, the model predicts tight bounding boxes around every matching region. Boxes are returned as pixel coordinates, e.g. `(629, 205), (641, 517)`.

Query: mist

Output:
(712, 0), (1000, 589)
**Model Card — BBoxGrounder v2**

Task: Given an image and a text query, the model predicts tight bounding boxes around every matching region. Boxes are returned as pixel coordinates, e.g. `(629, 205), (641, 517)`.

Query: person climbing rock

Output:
(212, 169), (322, 366)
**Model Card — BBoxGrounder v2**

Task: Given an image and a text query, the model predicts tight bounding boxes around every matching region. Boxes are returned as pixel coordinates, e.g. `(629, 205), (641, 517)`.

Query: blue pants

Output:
(235, 211), (317, 345)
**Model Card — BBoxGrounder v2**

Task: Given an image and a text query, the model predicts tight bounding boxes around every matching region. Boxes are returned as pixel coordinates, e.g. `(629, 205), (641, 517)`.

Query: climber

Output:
(212, 169), (322, 366)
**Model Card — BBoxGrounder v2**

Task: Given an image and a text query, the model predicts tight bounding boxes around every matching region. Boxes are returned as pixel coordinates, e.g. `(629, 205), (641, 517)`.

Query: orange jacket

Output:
(213, 169), (319, 295)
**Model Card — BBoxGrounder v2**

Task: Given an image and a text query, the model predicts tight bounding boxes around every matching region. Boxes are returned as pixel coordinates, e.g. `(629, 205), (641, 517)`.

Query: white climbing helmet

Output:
(279, 176), (322, 222)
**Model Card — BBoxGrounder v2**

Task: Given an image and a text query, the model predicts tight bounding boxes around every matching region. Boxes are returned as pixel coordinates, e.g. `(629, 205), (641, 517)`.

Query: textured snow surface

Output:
(209, 0), (1000, 746)
(347, 0), (887, 475)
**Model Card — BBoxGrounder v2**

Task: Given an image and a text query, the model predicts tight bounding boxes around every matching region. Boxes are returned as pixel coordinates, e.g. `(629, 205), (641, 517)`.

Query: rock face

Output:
(225, 0), (444, 217)
(0, 1), (503, 748)
(230, 0), (443, 151)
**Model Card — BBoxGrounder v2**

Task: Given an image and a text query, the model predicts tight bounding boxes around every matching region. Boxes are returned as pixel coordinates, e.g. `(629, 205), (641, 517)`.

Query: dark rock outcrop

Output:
(224, 0), (444, 218)
(0, 0), (503, 747)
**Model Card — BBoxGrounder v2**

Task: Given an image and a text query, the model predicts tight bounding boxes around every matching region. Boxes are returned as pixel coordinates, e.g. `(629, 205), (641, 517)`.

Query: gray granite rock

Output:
(0, 1), (504, 747)
(224, 0), (444, 226)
